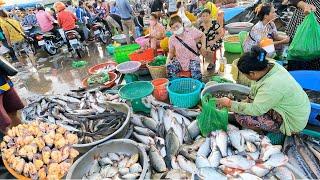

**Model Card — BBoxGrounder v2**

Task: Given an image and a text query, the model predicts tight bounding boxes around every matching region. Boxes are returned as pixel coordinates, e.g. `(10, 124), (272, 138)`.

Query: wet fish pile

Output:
(21, 90), (127, 144)
(283, 134), (320, 179)
(130, 96), (295, 179)
(82, 153), (142, 180)
(0, 121), (79, 179)
(212, 90), (248, 102)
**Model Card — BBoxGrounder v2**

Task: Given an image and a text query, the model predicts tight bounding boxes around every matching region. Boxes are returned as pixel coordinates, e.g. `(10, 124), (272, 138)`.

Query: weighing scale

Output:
(116, 61), (141, 84)
(119, 81), (154, 113)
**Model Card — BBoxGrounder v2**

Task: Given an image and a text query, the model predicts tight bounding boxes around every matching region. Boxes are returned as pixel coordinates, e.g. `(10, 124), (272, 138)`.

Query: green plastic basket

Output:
(113, 44), (140, 64)
(267, 132), (286, 145)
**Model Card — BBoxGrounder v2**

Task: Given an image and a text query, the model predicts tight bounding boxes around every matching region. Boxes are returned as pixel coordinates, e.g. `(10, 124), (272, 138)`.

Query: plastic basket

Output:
(267, 132), (286, 145)
(146, 63), (167, 79)
(152, 78), (169, 101)
(82, 72), (117, 89)
(167, 78), (203, 108)
(114, 44), (140, 64)
(129, 48), (154, 65)
(289, 71), (320, 127)
(224, 35), (242, 54)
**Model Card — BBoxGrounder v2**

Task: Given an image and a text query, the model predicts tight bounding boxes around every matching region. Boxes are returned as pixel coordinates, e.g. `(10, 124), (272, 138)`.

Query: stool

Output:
(178, 71), (191, 78)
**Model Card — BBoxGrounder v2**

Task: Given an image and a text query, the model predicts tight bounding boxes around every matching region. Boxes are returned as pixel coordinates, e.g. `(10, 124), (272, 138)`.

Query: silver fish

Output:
(108, 153), (120, 161)
(133, 132), (155, 146)
(246, 151), (260, 161)
(129, 163), (142, 173)
(100, 166), (118, 178)
(174, 108), (201, 118)
(119, 168), (130, 176)
(165, 169), (192, 179)
(260, 145), (282, 161)
(91, 103), (105, 113)
(216, 130), (228, 157)
(163, 109), (173, 132)
(56, 95), (81, 103)
(250, 164), (271, 177)
(238, 173), (262, 180)
(133, 126), (156, 137)
(121, 173), (140, 179)
(196, 155), (211, 168)
(262, 153), (288, 168)
(187, 120), (200, 139)
(240, 129), (261, 142)
(165, 128), (180, 164)
(220, 155), (255, 170)
(171, 119), (183, 144)
(208, 150), (221, 168)
(149, 145), (167, 172)
(273, 166), (295, 180)
(131, 114), (144, 127)
(177, 155), (197, 174)
(228, 130), (245, 152)
(197, 167), (227, 180)
(88, 160), (100, 176)
(126, 154), (139, 168)
(171, 156), (180, 170)
(157, 106), (165, 124)
(98, 157), (113, 166)
(197, 137), (211, 157)
(118, 157), (129, 168)
(151, 106), (159, 124)
(141, 116), (158, 132)
(246, 141), (257, 153)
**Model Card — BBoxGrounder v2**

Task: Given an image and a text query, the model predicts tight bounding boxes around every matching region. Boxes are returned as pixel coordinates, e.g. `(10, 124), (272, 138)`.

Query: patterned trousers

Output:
(166, 58), (202, 80)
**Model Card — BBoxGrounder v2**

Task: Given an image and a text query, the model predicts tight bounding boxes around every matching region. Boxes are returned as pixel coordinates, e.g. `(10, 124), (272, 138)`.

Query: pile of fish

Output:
(129, 96), (296, 179)
(82, 153), (142, 180)
(0, 121), (79, 179)
(283, 134), (320, 179)
(212, 90), (248, 102)
(21, 89), (127, 144)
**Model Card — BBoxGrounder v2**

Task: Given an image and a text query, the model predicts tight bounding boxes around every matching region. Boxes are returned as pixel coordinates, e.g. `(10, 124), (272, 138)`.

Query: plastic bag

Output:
(287, 12), (320, 61)
(72, 60), (88, 68)
(197, 93), (228, 136)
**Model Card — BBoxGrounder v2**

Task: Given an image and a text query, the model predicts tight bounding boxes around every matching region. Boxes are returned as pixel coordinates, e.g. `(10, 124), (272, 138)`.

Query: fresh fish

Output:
(157, 106), (165, 124)
(261, 136), (272, 147)
(149, 145), (167, 172)
(118, 157), (129, 168)
(151, 106), (159, 124)
(306, 142), (320, 161)
(86, 172), (102, 180)
(246, 141), (257, 153)
(187, 120), (200, 139)
(56, 123), (80, 132)
(100, 166), (118, 178)
(208, 150), (221, 168)
(119, 168), (130, 176)
(197, 137), (211, 157)
(133, 126), (156, 137)
(238, 173), (262, 180)
(273, 166), (295, 180)
(219, 165), (244, 176)
(262, 153), (288, 168)
(246, 151), (260, 161)
(196, 155), (211, 168)
(177, 155), (197, 174)
(169, 118), (183, 144)
(179, 146), (197, 161)
(56, 95), (81, 103)
(227, 147), (233, 156)
(141, 116), (158, 132)
(157, 123), (165, 138)
(250, 164), (271, 177)
(240, 129), (261, 142)
(260, 145), (282, 161)
(87, 160), (100, 176)
(126, 154), (139, 168)
(228, 130), (245, 152)
(171, 111), (190, 125)
(131, 114), (144, 127)
(121, 173), (140, 179)
(129, 163), (142, 173)
(171, 156), (180, 169)
(165, 128), (180, 164)
(220, 155), (255, 170)
(288, 145), (314, 179)
(174, 108), (201, 118)
(90, 103), (105, 113)
(98, 157), (113, 166)
(197, 167), (227, 180)
(216, 131), (228, 157)
(182, 121), (193, 144)
(165, 169), (192, 179)
(132, 132), (155, 145)
(163, 109), (172, 132)
(108, 153), (120, 161)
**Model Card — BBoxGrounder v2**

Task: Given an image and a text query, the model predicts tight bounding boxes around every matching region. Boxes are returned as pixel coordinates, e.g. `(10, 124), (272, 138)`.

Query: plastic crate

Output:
(290, 71), (320, 127)
(113, 44), (140, 64)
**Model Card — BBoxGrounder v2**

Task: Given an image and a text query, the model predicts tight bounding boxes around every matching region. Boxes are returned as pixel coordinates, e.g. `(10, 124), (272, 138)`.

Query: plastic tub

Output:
(67, 139), (149, 180)
(152, 78), (169, 101)
(82, 72), (118, 89)
(106, 45), (115, 55)
(167, 78), (203, 108)
(114, 44), (141, 64)
(129, 48), (154, 65)
(289, 71), (320, 126)
(224, 34), (242, 53)
(87, 61), (117, 75)
(201, 83), (250, 98)
(225, 22), (254, 34)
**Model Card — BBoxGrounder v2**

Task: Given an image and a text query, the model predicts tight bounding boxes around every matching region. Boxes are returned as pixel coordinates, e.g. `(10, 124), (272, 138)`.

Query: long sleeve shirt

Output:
(76, 7), (87, 24)
(116, 0), (133, 20)
(231, 63), (310, 136)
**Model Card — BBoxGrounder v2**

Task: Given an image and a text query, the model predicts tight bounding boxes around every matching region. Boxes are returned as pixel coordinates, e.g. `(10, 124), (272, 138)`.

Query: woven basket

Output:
(267, 132), (286, 145)
(146, 63), (167, 79)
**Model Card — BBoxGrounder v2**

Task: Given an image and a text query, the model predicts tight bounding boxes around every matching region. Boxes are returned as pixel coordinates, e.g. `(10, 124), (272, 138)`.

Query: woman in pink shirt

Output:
(35, 6), (55, 33)
(167, 15), (206, 80)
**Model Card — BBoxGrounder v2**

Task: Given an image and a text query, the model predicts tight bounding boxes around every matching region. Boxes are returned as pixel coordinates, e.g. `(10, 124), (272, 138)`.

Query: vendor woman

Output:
(217, 46), (310, 136)
(167, 15), (206, 80)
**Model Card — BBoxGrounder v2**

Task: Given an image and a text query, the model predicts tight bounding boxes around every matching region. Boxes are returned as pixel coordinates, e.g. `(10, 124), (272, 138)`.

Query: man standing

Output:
(76, 1), (90, 41)
(116, 0), (136, 44)
(167, 0), (177, 16)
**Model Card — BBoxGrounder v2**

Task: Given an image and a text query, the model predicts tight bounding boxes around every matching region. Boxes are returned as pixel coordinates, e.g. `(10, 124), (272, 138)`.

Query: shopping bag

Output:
(197, 93), (228, 136)
(287, 12), (320, 61)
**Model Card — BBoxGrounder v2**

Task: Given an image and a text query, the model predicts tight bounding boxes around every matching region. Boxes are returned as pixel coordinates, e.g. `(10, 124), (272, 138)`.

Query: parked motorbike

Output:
(90, 17), (112, 44)
(65, 29), (86, 58)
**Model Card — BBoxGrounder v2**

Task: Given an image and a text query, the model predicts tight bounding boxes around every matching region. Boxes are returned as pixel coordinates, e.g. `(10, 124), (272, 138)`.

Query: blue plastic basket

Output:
(167, 78), (203, 108)
(290, 71), (320, 127)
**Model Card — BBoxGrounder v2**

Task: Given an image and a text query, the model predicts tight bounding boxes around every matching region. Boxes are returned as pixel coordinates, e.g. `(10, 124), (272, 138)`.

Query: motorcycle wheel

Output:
(44, 40), (57, 55)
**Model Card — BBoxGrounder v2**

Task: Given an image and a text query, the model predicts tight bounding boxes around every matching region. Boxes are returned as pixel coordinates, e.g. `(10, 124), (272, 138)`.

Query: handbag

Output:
(175, 36), (200, 56)
(0, 56), (18, 76)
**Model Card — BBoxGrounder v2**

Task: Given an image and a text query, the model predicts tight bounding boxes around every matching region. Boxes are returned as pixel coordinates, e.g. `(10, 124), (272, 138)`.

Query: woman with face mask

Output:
(149, 13), (166, 52)
(217, 46), (310, 136)
(167, 15), (206, 80)
(198, 9), (224, 70)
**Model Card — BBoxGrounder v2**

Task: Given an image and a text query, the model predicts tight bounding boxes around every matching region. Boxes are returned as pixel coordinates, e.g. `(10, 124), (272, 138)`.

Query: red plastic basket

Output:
(82, 72), (118, 89)
(129, 48), (154, 65)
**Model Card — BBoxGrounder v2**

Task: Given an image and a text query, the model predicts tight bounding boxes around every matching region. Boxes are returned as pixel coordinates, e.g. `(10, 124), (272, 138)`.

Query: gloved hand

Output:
(217, 97), (232, 108)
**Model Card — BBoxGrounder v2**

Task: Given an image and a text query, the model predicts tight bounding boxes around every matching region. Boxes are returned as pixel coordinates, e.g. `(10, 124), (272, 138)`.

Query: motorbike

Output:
(34, 31), (64, 56)
(90, 17), (112, 44)
(65, 29), (86, 58)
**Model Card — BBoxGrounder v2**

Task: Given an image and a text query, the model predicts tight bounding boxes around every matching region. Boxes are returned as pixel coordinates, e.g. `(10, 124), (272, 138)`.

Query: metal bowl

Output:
(112, 34), (130, 44)
(201, 83), (250, 98)
(72, 102), (131, 153)
(225, 22), (254, 34)
(66, 139), (150, 180)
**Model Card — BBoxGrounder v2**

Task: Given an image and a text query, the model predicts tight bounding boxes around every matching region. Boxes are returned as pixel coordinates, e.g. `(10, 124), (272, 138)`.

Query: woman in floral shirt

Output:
(167, 15), (206, 80)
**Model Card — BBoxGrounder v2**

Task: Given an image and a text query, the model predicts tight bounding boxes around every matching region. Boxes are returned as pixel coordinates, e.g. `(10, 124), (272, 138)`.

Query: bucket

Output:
(152, 78), (169, 101)
(260, 38), (275, 55)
